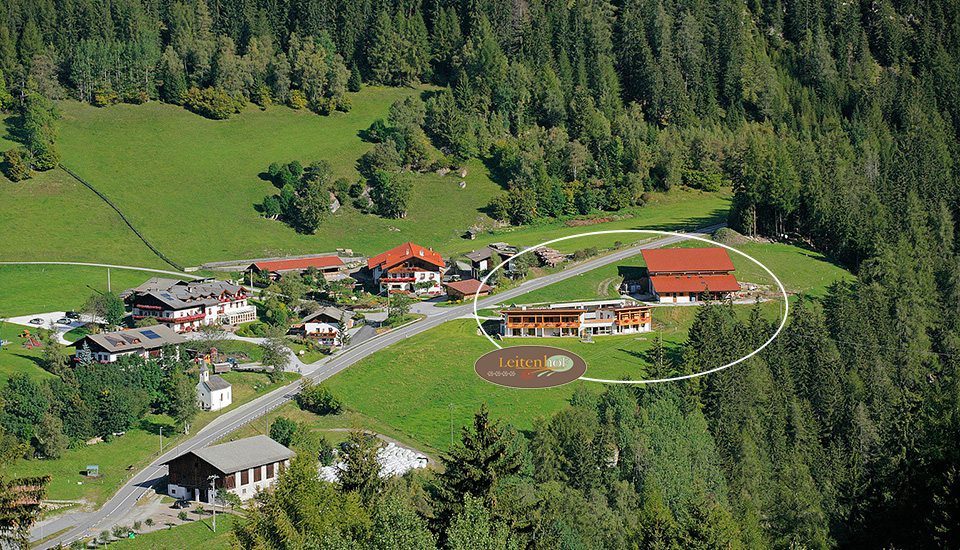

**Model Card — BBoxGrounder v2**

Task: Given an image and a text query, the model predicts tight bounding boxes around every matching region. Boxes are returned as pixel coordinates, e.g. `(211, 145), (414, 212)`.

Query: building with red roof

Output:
(248, 256), (345, 282)
(444, 279), (493, 301)
(368, 242), (445, 294)
(640, 247), (740, 302)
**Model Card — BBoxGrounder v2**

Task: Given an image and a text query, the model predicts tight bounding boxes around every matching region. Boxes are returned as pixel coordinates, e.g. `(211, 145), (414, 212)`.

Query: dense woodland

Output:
(0, 0), (959, 548)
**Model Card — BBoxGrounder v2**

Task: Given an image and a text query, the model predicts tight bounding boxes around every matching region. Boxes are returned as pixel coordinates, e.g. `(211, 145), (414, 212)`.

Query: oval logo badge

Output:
(475, 346), (587, 389)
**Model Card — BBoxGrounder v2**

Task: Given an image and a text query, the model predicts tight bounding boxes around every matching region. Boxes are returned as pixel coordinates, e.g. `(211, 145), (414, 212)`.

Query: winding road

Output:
(29, 224), (723, 549)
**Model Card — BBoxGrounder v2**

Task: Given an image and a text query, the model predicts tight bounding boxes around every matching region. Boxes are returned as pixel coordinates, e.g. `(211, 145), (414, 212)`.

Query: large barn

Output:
(164, 435), (295, 503)
(641, 248), (740, 303)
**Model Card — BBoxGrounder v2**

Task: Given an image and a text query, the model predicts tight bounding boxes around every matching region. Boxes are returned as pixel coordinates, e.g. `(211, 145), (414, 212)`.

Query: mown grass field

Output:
(0, 321), (52, 382)
(52, 87), (507, 267)
(97, 513), (235, 550)
(0, 264), (191, 318)
(323, 304), (778, 454)
(5, 371), (298, 505)
(3, 87), (732, 272)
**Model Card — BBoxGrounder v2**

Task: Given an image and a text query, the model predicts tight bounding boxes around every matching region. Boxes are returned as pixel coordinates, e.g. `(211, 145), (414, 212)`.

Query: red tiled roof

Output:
(641, 248), (735, 274)
(650, 274), (740, 294)
(253, 256), (344, 272)
(444, 279), (493, 295)
(367, 242), (444, 271)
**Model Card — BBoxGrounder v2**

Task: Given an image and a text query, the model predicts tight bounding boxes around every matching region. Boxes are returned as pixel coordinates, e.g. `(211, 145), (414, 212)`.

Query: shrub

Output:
(336, 95), (352, 112)
(251, 84), (272, 109)
(310, 96), (335, 116)
(288, 89), (308, 109)
(123, 90), (150, 104)
(144, 518), (154, 527)
(133, 520), (142, 531)
(2, 149), (32, 181)
(31, 142), (61, 171)
(92, 89), (120, 107)
(347, 66), (362, 92)
(296, 379), (344, 414)
(181, 87), (245, 119)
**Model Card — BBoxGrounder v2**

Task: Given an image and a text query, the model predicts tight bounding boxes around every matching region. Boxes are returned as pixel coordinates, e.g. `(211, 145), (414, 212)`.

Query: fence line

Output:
(58, 164), (185, 271)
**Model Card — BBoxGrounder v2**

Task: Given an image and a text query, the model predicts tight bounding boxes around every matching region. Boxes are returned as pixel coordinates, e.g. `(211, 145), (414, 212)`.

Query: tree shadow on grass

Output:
(139, 417), (176, 436)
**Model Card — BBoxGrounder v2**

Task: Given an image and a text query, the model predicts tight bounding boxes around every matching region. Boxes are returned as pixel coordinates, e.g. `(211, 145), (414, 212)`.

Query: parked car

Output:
(28, 318), (43, 325)
(57, 317), (72, 325)
(172, 499), (190, 509)
(65, 311), (80, 319)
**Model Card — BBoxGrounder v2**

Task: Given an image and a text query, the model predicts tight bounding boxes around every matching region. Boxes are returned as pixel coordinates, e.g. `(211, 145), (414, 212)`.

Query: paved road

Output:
(30, 224), (723, 549)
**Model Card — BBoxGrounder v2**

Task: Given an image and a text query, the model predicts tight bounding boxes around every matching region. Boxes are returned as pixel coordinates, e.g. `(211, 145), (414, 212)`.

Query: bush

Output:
(288, 89), (308, 109)
(123, 90), (150, 104)
(144, 518), (154, 527)
(92, 89), (120, 107)
(296, 379), (344, 414)
(181, 87), (245, 119)
(336, 95), (352, 112)
(2, 149), (32, 181)
(310, 96), (335, 116)
(31, 142), (61, 171)
(347, 66), (362, 92)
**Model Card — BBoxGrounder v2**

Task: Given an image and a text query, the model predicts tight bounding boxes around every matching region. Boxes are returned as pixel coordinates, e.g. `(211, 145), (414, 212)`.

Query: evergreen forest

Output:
(0, 0), (959, 548)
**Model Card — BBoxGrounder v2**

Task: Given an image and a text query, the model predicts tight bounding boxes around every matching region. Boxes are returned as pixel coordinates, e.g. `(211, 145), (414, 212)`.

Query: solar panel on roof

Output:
(141, 330), (162, 339)
(161, 293), (173, 299)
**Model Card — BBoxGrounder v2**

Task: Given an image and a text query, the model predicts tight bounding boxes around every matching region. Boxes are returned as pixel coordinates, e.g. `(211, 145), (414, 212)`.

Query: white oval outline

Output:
(471, 230), (789, 384)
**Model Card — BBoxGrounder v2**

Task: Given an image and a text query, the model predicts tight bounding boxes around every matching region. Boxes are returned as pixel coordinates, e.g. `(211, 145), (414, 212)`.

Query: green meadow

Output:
(323, 304), (779, 454)
(95, 513), (236, 550)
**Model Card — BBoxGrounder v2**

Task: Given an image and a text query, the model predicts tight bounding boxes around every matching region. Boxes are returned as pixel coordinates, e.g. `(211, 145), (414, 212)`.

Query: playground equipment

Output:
(19, 330), (41, 348)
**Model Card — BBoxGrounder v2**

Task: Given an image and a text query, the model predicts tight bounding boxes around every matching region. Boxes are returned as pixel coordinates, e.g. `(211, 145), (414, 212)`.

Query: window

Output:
(240, 470), (249, 485)
(253, 467), (262, 482)
(266, 463), (275, 478)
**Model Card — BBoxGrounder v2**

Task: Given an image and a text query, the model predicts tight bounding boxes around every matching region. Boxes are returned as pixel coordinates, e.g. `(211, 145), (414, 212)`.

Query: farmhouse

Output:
(641, 248), (740, 303)
(70, 325), (186, 363)
(164, 435), (295, 503)
(290, 306), (356, 346)
(247, 256), (345, 282)
(196, 369), (232, 411)
(464, 243), (521, 278)
(367, 242), (444, 294)
(500, 299), (653, 338)
(124, 278), (256, 332)
(444, 279), (493, 301)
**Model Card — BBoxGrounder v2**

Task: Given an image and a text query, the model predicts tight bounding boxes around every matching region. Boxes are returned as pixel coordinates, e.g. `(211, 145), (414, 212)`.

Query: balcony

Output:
(382, 277), (415, 283)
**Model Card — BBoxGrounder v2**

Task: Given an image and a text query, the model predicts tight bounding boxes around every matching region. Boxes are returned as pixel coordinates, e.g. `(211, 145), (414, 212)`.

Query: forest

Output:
(0, 0), (958, 547)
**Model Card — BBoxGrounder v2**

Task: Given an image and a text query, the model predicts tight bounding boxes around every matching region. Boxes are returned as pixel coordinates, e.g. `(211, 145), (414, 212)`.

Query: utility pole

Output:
(207, 475), (218, 532)
(159, 426), (162, 455)
(107, 268), (111, 293)
(447, 403), (456, 448)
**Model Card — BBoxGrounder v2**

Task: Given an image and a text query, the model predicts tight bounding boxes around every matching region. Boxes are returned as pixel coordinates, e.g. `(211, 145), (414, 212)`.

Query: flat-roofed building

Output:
(500, 299), (653, 338)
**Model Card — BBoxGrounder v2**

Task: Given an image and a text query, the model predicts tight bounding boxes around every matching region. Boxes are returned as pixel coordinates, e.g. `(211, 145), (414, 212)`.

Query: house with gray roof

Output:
(125, 277), (256, 332)
(69, 325), (186, 363)
(164, 435), (296, 502)
(196, 369), (232, 412)
(290, 307), (355, 346)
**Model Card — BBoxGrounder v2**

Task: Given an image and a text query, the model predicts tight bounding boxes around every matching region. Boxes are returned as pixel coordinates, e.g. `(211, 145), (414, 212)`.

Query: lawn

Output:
(2, 88), (732, 273)
(323, 307), (778, 454)
(51, 87), (505, 267)
(0, 320), (52, 382)
(95, 512), (236, 550)
(0, 264), (192, 318)
(5, 371), (299, 505)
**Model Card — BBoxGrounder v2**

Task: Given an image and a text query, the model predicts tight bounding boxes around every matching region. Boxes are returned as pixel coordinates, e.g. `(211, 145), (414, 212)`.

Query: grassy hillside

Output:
(53, 87), (504, 267)
(99, 513), (235, 550)
(324, 306), (779, 453)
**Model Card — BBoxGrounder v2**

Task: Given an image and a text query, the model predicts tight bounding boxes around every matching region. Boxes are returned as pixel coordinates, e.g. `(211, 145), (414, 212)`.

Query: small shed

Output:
(444, 279), (494, 301)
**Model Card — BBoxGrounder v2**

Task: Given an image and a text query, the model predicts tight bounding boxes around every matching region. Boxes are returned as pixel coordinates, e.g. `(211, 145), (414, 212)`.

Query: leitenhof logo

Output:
(475, 346), (587, 389)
